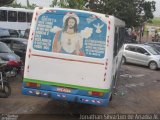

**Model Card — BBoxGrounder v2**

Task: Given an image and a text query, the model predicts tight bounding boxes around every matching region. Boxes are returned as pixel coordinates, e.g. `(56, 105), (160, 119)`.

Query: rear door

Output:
(135, 47), (150, 65)
(124, 45), (138, 63)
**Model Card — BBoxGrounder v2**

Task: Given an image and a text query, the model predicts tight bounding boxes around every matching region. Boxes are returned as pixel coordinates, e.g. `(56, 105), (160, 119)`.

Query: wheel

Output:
(121, 56), (126, 64)
(10, 67), (18, 77)
(0, 84), (11, 98)
(149, 61), (158, 70)
(109, 94), (113, 101)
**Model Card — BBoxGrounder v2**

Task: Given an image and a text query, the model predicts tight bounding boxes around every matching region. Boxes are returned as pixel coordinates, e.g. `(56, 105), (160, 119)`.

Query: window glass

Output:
(8, 11), (17, 22)
(24, 29), (30, 38)
(118, 27), (125, 49)
(12, 41), (22, 50)
(18, 12), (26, 22)
(1, 40), (12, 48)
(0, 10), (7, 21)
(9, 29), (19, 37)
(125, 45), (136, 52)
(0, 43), (12, 53)
(0, 29), (10, 37)
(27, 12), (33, 22)
(137, 47), (147, 54)
(114, 27), (125, 57)
(146, 46), (159, 55)
(114, 27), (118, 57)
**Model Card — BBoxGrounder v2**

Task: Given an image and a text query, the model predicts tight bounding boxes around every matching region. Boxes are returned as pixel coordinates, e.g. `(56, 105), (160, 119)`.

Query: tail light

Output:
(88, 91), (104, 97)
(7, 60), (19, 67)
(26, 82), (40, 88)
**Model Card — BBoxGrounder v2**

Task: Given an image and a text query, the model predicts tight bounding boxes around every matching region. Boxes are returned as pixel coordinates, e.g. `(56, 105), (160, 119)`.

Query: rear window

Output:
(0, 43), (12, 53)
(33, 10), (107, 58)
(146, 46), (159, 55)
(8, 11), (17, 22)
(125, 45), (136, 52)
(18, 12), (26, 22)
(27, 12), (33, 22)
(0, 10), (7, 21)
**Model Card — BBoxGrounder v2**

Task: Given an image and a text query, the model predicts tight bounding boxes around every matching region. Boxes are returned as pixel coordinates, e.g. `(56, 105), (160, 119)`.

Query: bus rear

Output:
(22, 7), (113, 106)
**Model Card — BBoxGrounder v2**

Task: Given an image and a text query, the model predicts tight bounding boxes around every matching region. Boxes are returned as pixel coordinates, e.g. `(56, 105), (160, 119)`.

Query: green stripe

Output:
(23, 78), (110, 93)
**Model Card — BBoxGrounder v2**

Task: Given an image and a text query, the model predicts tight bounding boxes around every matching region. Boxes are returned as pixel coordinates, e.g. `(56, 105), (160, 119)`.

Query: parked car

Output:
(0, 28), (19, 38)
(144, 42), (160, 53)
(0, 37), (27, 62)
(122, 44), (160, 70)
(0, 41), (22, 76)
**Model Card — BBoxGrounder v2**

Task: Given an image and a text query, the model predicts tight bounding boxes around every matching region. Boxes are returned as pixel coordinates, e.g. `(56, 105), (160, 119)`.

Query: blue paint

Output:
(22, 83), (110, 106)
(33, 10), (107, 58)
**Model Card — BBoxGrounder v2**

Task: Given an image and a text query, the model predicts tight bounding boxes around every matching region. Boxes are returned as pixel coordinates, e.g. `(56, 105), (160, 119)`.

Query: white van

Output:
(22, 7), (125, 106)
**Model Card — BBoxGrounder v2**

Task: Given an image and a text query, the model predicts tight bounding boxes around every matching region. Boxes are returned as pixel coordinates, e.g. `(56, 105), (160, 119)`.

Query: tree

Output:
(50, 0), (156, 27)
(85, 0), (156, 27)
(26, 0), (37, 9)
(6, 0), (23, 8)
(6, 0), (37, 9)
(50, 0), (85, 10)
(0, 0), (14, 6)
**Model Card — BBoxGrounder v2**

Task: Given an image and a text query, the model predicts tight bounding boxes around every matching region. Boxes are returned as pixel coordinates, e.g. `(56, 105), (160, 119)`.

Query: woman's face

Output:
(68, 18), (76, 29)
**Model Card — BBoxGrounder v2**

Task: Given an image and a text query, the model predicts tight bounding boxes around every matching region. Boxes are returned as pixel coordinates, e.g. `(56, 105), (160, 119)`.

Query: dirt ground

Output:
(0, 64), (160, 120)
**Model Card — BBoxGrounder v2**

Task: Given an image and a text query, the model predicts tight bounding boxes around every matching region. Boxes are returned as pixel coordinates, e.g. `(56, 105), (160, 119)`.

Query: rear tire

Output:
(109, 94), (113, 101)
(0, 84), (11, 98)
(149, 61), (158, 70)
(121, 56), (126, 64)
(11, 67), (18, 77)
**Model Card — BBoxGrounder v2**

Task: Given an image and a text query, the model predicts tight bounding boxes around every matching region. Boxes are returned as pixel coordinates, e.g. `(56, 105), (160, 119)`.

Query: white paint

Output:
(24, 8), (125, 90)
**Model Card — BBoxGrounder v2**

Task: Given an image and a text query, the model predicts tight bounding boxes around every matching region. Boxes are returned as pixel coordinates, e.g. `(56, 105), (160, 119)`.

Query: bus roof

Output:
(0, 7), (33, 12)
(34, 7), (125, 26)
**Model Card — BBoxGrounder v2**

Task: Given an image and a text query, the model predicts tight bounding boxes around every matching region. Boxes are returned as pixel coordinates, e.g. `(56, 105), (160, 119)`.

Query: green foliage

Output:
(147, 17), (160, 26)
(6, 0), (37, 9)
(27, 0), (37, 9)
(50, 0), (85, 10)
(0, 0), (14, 6)
(6, 0), (23, 8)
(50, 0), (156, 27)
(87, 0), (156, 27)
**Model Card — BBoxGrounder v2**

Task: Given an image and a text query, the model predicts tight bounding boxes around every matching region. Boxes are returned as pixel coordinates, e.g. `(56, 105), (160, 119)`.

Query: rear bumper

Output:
(22, 87), (110, 106)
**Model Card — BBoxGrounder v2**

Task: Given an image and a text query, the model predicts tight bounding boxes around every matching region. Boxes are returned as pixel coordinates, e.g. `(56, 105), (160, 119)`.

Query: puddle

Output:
(125, 83), (144, 88)
(120, 74), (145, 78)
(153, 80), (160, 83)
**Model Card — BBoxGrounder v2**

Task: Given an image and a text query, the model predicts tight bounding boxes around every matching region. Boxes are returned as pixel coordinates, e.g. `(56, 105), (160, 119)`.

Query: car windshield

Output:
(146, 46), (160, 55)
(0, 43), (12, 53)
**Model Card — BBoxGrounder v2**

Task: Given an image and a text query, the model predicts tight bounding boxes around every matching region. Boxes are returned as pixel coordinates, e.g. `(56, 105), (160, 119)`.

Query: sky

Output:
(147, 0), (160, 17)
(17, 0), (52, 7)
(17, 0), (160, 17)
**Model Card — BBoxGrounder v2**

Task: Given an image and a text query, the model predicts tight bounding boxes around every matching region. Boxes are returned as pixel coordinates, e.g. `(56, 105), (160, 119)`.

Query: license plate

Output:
(56, 87), (71, 93)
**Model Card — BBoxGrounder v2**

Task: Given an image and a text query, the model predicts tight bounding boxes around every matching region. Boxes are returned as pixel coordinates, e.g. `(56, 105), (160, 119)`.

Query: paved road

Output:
(0, 64), (160, 120)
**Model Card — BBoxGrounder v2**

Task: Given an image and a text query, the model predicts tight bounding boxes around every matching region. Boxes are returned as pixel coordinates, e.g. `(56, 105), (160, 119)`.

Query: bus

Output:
(0, 7), (33, 37)
(22, 7), (125, 106)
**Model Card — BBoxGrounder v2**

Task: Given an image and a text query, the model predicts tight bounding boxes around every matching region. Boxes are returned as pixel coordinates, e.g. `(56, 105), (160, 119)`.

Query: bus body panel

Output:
(22, 7), (125, 106)
(0, 7), (33, 35)
(25, 55), (107, 89)
(0, 22), (31, 31)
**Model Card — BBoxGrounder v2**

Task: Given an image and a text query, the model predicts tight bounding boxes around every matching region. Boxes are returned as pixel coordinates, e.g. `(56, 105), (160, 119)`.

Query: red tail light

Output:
(7, 60), (19, 67)
(88, 91), (104, 97)
(26, 82), (40, 88)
